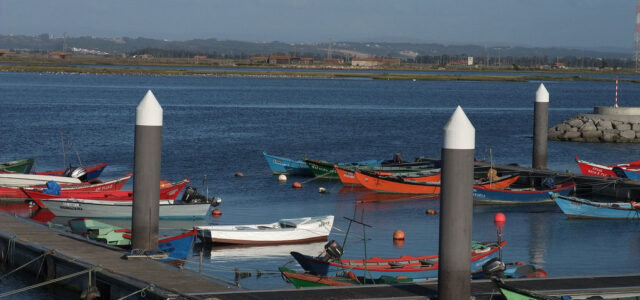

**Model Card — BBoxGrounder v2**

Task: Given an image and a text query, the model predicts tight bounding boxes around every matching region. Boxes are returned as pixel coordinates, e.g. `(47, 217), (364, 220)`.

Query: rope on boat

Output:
(116, 284), (155, 300)
(0, 267), (94, 299)
(0, 250), (55, 282)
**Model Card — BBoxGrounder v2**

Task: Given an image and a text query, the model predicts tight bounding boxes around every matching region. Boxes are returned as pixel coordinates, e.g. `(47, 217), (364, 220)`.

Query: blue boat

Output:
(551, 194), (640, 219)
(622, 169), (640, 180)
(263, 152), (314, 176)
(157, 228), (197, 266)
(473, 180), (575, 204)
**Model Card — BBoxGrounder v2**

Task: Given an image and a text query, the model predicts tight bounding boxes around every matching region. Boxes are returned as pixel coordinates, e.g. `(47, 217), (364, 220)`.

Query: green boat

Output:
(303, 158), (382, 180)
(493, 277), (563, 300)
(0, 158), (35, 173)
(278, 267), (420, 287)
(68, 218), (132, 246)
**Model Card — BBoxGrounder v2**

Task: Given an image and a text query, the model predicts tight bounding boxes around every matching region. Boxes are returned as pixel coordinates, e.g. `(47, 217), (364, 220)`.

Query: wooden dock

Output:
(0, 212), (235, 299)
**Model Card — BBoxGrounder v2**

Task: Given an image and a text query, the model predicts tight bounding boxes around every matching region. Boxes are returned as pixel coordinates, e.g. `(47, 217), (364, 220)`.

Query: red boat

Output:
(356, 170), (519, 194)
(22, 179), (189, 202)
(35, 162), (109, 181)
(0, 174), (132, 198)
(575, 157), (640, 178)
(336, 165), (441, 186)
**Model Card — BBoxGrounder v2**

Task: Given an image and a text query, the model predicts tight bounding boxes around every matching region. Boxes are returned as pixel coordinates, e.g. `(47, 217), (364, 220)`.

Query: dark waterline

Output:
(1, 72), (640, 293)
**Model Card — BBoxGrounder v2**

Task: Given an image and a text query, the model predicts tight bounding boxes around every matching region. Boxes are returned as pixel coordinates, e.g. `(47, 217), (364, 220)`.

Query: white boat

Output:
(0, 173), (81, 188)
(196, 215), (334, 245)
(39, 198), (211, 219)
(209, 242), (326, 260)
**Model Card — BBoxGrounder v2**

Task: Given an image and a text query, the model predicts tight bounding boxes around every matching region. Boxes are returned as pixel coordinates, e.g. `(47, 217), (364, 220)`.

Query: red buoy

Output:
(212, 209), (222, 216)
(393, 229), (405, 240)
(494, 212), (506, 223)
(292, 182), (302, 188)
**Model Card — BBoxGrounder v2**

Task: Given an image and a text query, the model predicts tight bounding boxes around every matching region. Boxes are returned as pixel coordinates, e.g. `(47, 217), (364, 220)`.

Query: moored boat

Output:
(575, 157), (640, 178)
(0, 173), (82, 188)
(68, 218), (196, 266)
(196, 215), (334, 245)
(291, 240), (506, 278)
(356, 170), (519, 195)
(22, 178), (189, 202)
(335, 164), (440, 186)
(263, 152), (314, 176)
(36, 198), (212, 219)
(303, 158), (382, 180)
(0, 158), (35, 173)
(551, 193), (640, 219)
(473, 180), (575, 204)
(0, 174), (132, 198)
(35, 162), (108, 181)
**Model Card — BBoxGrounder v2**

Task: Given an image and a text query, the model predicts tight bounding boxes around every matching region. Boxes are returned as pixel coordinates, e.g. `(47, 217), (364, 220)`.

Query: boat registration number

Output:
(60, 203), (83, 210)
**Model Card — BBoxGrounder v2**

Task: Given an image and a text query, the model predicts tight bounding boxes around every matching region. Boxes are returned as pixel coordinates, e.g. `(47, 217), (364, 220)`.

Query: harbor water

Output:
(2, 71), (640, 296)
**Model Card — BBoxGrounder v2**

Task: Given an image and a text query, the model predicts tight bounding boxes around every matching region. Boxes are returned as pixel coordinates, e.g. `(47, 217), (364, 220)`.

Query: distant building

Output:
(48, 52), (72, 59)
(268, 55), (291, 64)
(552, 62), (567, 69)
(351, 57), (400, 67)
(194, 55), (207, 59)
(467, 57), (474, 66)
(251, 56), (268, 63)
(0, 50), (8, 57)
(299, 57), (314, 65)
(323, 58), (344, 64)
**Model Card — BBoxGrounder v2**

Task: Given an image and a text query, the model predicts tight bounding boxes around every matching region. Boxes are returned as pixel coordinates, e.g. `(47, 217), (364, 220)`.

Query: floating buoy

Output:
(318, 187), (327, 193)
(278, 174), (287, 182)
(426, 209), (438, 215)
(494, 212), (506, 224)
(212, 209), (222, 216)
(292, 182), (302, 188)
(235, 172), (244, 177)
(393, 229), (405, 240)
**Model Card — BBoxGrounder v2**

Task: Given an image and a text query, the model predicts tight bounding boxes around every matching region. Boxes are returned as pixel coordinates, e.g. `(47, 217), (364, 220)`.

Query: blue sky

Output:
(0, 0), (635, 49)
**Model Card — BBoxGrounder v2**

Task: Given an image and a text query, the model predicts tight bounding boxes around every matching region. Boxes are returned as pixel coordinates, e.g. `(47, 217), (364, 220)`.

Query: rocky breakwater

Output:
(548, 114), (640, 143)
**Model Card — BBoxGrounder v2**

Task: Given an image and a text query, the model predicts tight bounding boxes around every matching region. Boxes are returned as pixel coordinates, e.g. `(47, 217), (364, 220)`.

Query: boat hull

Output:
(553, 195), (640, 219)
(0, 158), (35, 173)
(304, 158), (381, 180)
(0, 174), (132, 198)
(263, 152), (313, 176)
(42, 199), (211, 219)
(473, 181), (575, 204)
(0, 173), (81, 188)
(23, 179), (188, 201)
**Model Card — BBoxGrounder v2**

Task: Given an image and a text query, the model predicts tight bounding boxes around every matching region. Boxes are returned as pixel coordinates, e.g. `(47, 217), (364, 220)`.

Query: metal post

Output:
(132, 90), (163, 251)
(438, 106), (475, 300)
(533, 83), (549, 170)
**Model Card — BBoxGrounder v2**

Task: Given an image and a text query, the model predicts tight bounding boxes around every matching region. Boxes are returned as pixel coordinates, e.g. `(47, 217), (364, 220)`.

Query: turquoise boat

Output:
(263, 152), (313, 176)
(552, 194), (640, 219)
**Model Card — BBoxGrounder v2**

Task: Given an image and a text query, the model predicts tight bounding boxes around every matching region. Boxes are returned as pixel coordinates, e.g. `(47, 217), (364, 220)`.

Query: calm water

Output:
(2, 71), (640, 297)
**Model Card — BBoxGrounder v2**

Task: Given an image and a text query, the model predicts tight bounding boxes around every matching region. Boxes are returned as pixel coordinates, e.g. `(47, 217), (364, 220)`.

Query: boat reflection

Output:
(356, 192), (438, 203)
(205, 242), (326, 260)
(0, 200), (55, 223)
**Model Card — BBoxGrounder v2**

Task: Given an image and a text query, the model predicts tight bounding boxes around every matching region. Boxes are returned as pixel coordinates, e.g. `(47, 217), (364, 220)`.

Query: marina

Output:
(2, 72), (640, 298)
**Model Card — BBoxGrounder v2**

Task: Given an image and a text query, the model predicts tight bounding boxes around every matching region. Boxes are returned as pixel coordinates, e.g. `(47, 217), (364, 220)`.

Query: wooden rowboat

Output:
(575, 157), (640, 178)
(355, 170), (519, 195)
(196, 215), (334, 245)
(0, 158), (35, 173)
(551, 193), (640, 219)
(263, 152), (314, 176)
(473, 180), (575, 204)
(0, 173), (81, 188)
(36, 198), (211, 219)
(335, 164), (440, 186)
(0, 174), (132, 198)
(303, 158), (382, 180)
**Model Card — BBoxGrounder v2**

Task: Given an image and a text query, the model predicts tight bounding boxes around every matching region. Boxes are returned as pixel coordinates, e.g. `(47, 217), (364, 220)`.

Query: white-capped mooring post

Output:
(533, 83), (549, 170)
(132, 90), (163, 251)
(438, 106), (475, 300)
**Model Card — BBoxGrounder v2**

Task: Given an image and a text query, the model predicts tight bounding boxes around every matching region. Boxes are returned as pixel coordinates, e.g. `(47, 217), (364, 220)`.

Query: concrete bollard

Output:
(438, 106), (475, 300)
(132, 90), (162, 251)
(533, 83), (549, 169)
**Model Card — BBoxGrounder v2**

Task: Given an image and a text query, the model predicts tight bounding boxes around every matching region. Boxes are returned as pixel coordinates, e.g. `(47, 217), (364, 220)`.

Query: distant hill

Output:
(0, 34), (631, 60)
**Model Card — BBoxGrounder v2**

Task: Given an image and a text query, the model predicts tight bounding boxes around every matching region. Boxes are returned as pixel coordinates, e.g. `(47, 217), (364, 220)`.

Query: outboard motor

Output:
(322, 240), (344, 261)
(482, 257), (506, 278)
(63, 166), (87, 181)
(181, 186), (221, 206)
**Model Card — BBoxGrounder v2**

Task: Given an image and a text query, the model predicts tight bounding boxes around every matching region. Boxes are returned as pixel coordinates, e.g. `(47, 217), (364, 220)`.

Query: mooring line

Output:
(0, 267), (93, 298)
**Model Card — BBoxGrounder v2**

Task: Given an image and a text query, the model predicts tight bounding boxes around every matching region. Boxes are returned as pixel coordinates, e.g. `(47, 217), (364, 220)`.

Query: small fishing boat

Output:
(196, 215), (334, 245)
(0, 158), (35, 173)
(303, 158), (382, 180)
(473, 180), (575, 204)
(356, 170), (519, 195)
(335, 164), (440, 186)
(551, 193), (640, 219)
(575, 157), (640, 178)
(0, 173), (82, 188)
(0, 174), (132, 198)
(263, 152), (314, 176)
(68, 218), (196, 266)
(34, 198), (212, 219)
(279, 260), (546, 288)
(35, 162), (108, 181)
(291, 240), (506, 278)
(22, 179), (189, 202)
(492, 277), (563, 300)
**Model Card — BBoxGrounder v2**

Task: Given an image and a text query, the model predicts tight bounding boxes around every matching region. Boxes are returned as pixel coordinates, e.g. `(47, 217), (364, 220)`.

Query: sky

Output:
(0, 0), (636, 49)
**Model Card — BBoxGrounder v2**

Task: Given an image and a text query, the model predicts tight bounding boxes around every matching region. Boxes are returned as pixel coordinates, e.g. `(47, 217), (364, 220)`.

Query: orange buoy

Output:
(393, 229), (405, 240)
(426, 209), (438, 215)
(212, 209), (222, 216)
(235, 172), (244, 177)
(292, 182), (302, 188)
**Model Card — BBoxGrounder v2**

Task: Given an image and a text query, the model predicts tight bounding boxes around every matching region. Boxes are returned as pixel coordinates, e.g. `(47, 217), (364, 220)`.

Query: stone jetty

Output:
(548, 106), (640, 143)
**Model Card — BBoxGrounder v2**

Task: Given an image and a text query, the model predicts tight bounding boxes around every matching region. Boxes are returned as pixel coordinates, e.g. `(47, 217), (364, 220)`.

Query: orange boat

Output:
(356, 170), (519, 194)
(335, 165), (441, 186)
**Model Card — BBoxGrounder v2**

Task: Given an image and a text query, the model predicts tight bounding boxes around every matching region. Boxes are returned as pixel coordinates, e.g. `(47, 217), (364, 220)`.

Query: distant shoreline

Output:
(0, 59), (637, 83)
